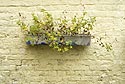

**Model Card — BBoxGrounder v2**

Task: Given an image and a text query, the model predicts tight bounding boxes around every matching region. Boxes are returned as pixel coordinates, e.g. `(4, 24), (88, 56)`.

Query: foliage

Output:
(17, 9), (112, 52)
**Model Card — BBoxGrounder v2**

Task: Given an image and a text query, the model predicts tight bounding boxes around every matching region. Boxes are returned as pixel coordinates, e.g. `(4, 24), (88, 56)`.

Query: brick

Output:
(0, 49), (10, 55)
(122, 67), (125, 72)
(7, 55), (37, 60)
(30, 82), (41, 84)
(120, 73), (125, 79)
(16, 65), (35, 71)
(43, 5), (84, 11)
(120, 80), (125, 84)
(84, 71), (93, 76)
(0, 55), (6, 60)
(81, 0), (125, 5)
(43, 76), (62, 82)
(68, 76), (81, 81)
(2, 60), (21, 66)
(57, 71), (66, 76)
(42, 0), (68, 5)
(87, 5), (125, 11)
(68, 81), (77, 84)
(86, 10), (125, 18)
(77, 80), (93, 84)
(22, 59), (39, 65)
(0, 65), (15, 71)
(0, 0), (43, 7)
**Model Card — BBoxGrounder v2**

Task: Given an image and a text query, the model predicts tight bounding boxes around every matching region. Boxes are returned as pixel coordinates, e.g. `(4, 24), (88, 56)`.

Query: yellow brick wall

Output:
(0, 0), (125, 84)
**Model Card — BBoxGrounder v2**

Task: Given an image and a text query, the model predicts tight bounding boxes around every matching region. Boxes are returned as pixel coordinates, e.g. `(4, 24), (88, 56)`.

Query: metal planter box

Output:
(26, 35), (91, 46)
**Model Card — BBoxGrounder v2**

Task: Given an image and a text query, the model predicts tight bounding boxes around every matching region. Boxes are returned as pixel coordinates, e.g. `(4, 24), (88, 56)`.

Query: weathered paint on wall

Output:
(0, 0), (125, 84)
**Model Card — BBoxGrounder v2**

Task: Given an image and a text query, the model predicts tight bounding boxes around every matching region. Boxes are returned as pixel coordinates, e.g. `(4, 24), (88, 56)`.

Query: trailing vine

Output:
(17, 9), (112, 52)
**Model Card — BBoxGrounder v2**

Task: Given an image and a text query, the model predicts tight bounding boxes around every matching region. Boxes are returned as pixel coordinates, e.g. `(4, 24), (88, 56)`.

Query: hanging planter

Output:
(26, 35), (91, 46)
(17, 9), (112, 52)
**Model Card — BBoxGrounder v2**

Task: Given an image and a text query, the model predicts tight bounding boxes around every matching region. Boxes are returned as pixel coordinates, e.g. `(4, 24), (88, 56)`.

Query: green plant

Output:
(17, 9), (112, 52)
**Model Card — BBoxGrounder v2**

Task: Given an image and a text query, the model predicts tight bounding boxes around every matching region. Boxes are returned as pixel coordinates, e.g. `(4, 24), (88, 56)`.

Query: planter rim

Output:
(62, 35), (91, 37)
(26, 34), (91, 37)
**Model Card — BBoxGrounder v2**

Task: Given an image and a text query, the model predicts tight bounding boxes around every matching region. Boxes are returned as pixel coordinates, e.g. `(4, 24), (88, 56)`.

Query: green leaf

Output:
(70, 46), (73, 49)
(32, 13), (39, 22)
(41, 9), (46, 12)
(17, 20), (21, 25)
(58, 48), (62, 52)
(64, 47), (69, 51)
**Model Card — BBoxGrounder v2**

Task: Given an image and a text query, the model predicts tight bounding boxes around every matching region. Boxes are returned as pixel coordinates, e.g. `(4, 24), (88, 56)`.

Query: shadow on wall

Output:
(25, 45), (88, 57)
(21, 45), (90, 71)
